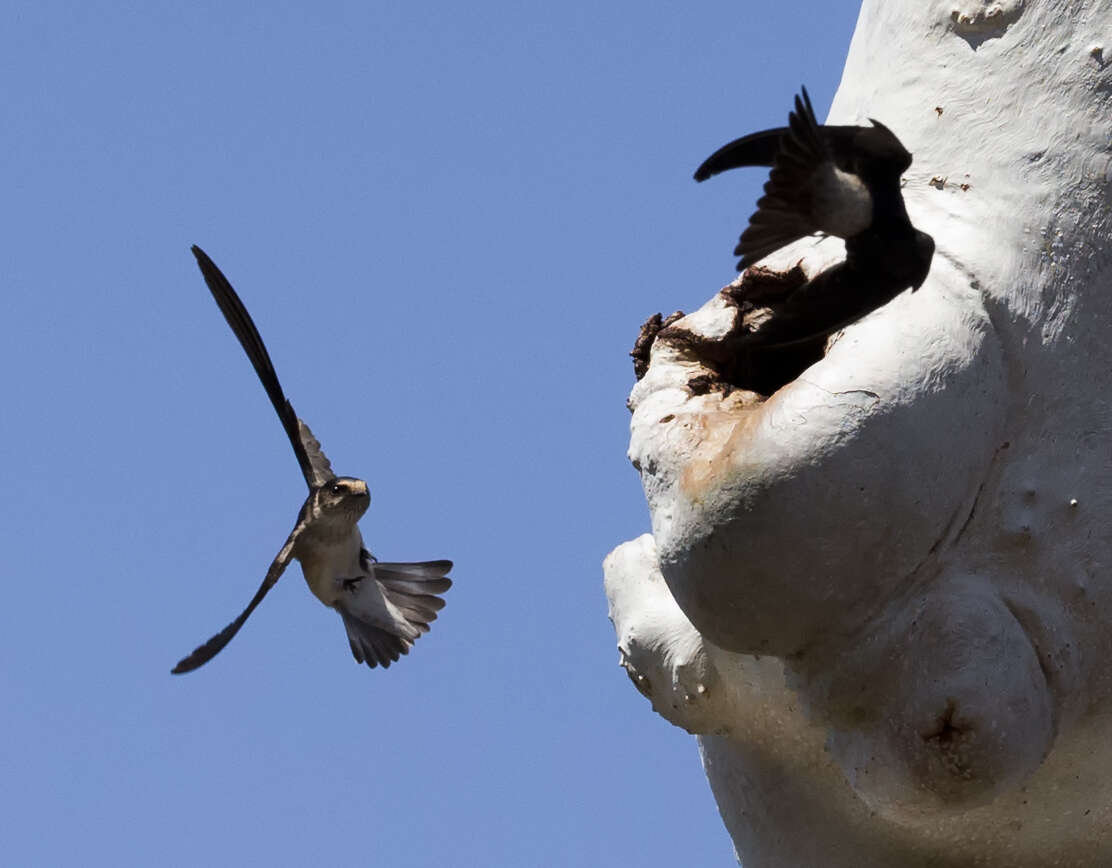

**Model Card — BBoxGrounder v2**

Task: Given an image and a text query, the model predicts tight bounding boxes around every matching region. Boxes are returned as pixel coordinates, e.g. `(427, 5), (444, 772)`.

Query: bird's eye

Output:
(329, 482), (344, 495)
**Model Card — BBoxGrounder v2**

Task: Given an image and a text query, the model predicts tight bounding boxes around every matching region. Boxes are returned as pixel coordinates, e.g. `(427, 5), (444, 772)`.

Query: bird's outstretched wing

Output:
(190, 245), (335, 490)
(694, 127), (786, 180)
(296, 419), (334, 487)
(694, 124), (864, 180)
(735, 89), (831, 270)
(694, 88), (873, 272)
(171, 513), (309, 673)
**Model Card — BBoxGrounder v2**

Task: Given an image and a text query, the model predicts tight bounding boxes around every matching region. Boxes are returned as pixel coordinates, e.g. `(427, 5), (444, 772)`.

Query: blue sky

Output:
(1, 3), (859, 865)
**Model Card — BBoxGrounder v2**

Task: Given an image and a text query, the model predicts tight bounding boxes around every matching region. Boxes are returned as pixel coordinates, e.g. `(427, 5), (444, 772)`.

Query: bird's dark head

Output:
(855, 120), (914, 178)
(314, 476), (371, 520)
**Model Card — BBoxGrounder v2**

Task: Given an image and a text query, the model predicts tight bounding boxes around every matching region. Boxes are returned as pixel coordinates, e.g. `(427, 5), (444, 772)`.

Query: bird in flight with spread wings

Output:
(172, 246), (452, 674)
(692, 86), (934, 349)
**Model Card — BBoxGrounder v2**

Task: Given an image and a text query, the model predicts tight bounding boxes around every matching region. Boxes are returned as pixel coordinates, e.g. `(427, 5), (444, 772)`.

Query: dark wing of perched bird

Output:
(694, 124), (865, 181)
(171, 507), (309, 673)
(190, 245), (335, 490)
(694, 88), (884, 271)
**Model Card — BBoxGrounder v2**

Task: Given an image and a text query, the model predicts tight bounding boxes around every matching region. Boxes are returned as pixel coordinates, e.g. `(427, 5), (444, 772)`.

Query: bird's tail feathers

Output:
(339, 560), (453, 669)
(375, 561), (452, 636)
(339, 609), (412, 669)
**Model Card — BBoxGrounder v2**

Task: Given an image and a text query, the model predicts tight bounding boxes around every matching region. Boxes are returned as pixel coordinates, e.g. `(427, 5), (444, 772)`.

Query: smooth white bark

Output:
(606, 1), (1112, 863)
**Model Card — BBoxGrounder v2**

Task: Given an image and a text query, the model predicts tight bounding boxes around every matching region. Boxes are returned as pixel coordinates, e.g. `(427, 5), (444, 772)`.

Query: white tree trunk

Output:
(605, 1), (1112, 863)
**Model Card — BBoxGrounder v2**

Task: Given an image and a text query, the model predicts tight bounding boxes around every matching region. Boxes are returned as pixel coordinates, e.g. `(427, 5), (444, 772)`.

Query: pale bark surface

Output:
(605, 1), (1112, 864)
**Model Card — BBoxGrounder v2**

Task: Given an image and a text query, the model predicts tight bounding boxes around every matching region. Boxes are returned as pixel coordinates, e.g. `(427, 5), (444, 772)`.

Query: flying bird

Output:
(172, 246), (452, 674)
(694, 87), (934, 349)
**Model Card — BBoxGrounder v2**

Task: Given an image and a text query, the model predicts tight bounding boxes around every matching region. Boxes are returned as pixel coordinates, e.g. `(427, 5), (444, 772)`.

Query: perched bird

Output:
(172, 246), (452, 674)
(694, 87), (934, 350)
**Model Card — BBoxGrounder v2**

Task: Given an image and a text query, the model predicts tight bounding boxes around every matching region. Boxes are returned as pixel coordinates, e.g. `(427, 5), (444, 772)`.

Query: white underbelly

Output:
(297, 530), (365, 606)
(812, 164), (873, 238)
